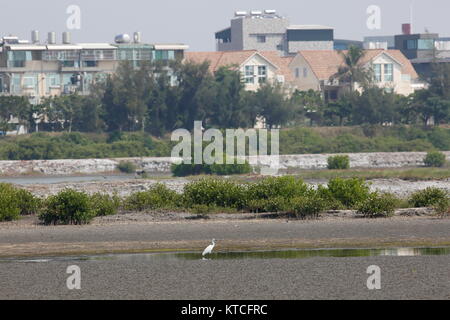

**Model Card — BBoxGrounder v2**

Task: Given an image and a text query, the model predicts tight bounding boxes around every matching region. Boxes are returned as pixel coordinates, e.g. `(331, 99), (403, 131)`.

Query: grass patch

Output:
(285, 167), (450, 181)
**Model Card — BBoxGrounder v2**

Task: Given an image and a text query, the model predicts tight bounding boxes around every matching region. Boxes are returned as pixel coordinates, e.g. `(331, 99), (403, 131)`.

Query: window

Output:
(62, 60), (76, 68)
(23, 77), (36, 89)
(384, 64), (393, 82)
(303, 67), (308, 78)
(406, 40), (417, 49)
(258, 66), (267, 83)
(244, 66), (254, 83)
(11, 74), (21, 94)
(83, 61), (98, 68)
(418, 39), (434, 50)
(295, 68), (300, 78)
(276, 44), (283, 51)
(374, 64), (382, 82)
(256, 35), (266, 43)
(46, 74), (60, 93)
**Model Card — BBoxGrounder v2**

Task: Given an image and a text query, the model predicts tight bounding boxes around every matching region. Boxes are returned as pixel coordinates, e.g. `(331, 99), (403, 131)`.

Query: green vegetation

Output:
(0, 183), (41, 221)
(0, 126), (449, 161)
(0, 183), (22, 221)
(117, 161), (138, 174)
(0, 59), (449, 161)
(424, 151), (447, 168)
(171, 158), (252, 177)
(327, 155), (350, 170)
(433, 197), (450, 218)
(40, 189), (95, 225)
(290, 193), (327, 219)
(90, 193), (121, 217)
(356, 192), (398, 218)
(287, 167), (450, 181)
(0, 177), (448, 224)
(409, 187), (449, 208)
(323, 178), (371, 208)
(123, 184), (182, 211)
(183, 179), (247, 209)
(0, 132), (170, 160)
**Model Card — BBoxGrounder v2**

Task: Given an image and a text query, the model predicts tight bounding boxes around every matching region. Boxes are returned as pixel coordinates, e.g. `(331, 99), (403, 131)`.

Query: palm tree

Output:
(331, 45), (372, 92)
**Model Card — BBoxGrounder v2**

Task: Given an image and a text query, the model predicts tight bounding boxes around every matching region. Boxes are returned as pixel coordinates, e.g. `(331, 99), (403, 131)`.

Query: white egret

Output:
(202, 239), (216, 257)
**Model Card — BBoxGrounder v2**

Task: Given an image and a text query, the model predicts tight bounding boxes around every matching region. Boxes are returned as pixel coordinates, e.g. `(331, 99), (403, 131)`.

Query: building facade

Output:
(0, 33), (188, 104)
(215, 10), (334, 55)
(288, 49), (425, 99)
(184, 50), (295, 92)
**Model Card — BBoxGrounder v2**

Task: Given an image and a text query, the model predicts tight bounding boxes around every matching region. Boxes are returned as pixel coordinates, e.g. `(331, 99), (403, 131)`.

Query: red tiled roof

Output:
(184, 50), (258, 73)
(184, 50), (296, 83)
(297, 49), (418, 80)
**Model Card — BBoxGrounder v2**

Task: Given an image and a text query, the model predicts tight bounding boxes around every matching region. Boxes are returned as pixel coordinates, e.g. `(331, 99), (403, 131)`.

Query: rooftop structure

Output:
(215, 10), (334, 55)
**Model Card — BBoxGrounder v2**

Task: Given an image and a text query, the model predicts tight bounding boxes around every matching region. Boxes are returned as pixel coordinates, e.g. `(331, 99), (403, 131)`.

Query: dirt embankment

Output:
(19, 177), (450, 198)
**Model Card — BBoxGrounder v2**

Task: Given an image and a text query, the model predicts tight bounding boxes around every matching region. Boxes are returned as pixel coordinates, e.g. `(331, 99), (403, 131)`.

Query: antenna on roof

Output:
(410, 1), (414, 34)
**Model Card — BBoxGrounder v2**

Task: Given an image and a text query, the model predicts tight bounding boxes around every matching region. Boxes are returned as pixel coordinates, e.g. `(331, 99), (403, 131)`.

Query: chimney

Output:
(402, 23), (411, 35)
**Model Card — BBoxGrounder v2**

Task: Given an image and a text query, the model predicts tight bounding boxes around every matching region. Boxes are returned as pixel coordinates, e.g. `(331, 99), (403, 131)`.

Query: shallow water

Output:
(2, 247), (449, 264)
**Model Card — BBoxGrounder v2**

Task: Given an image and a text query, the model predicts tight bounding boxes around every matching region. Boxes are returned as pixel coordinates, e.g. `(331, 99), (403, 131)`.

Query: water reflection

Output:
(3, 247), (448, 264)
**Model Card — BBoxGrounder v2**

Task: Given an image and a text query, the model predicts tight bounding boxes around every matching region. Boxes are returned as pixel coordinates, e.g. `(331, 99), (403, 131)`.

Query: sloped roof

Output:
(184, 50), (258, 73)
(297, 49), (418, 80)
(259, 51), (295, 82)
(184, 50), (296, 82)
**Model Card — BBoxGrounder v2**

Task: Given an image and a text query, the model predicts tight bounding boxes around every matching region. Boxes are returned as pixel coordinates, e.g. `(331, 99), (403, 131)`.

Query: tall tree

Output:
(331, 45), (372, 91)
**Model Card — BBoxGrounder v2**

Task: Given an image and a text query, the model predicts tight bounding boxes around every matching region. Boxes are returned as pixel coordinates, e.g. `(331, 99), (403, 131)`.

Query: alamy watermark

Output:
(171, 121), (280, 175)
(66, 265), (81, 290)
(366, 265), (381, 290)
(66, 5), (82, 30)
(367, 5), (381, 30)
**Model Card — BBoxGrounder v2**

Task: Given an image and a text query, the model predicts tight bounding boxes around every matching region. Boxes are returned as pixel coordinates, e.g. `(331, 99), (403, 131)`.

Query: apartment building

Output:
(0, 31), (188, 104)
(215, 10), (334, 55)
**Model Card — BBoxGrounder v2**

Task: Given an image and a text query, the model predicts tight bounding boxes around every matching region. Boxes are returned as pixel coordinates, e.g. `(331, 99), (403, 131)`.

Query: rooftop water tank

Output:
(31, 30), (40, 44)
(48, 32), (56, 44)
(115, 34), (131, 44)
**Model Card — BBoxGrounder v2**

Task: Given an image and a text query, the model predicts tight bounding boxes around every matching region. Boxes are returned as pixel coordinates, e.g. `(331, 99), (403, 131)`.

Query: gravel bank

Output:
(18, 177), (450, 198)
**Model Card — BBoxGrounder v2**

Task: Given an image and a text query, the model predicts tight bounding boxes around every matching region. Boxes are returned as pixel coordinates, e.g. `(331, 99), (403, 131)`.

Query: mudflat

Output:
(0, 214), (449, 258)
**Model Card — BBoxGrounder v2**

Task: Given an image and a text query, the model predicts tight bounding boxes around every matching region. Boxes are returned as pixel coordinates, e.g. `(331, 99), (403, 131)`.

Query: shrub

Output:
(40, 189), (95, 225)
(117, 161), (137, 174)
(90, 193), (121, 216)
(316, 185), (346, 210)
(246, 196), (289, 213)
(0, 183), (21, 221)
(327, 155), (350, 170)
(433, 197), (450, 218)
(16, 189), (41, 215)
(356, 192), (398, 218)
(424, 151), (446, 168)
(289, 193), (326, 219)
(124, 184), (181, 211)
(326, 178), (371, 208)
(409, 187), (448, 208)
(183, 179), (247, 209)
(171, 158), (252, 177)
(246, 176), (309, 201)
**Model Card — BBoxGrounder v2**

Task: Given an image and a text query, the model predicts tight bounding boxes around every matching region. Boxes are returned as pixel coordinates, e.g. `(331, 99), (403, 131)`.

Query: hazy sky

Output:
(1, 0), (449, 51)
